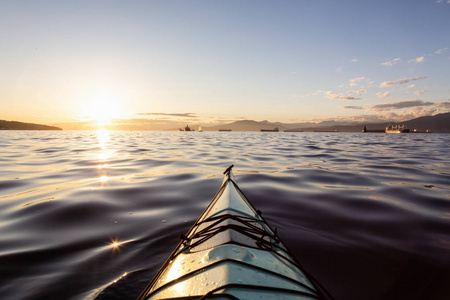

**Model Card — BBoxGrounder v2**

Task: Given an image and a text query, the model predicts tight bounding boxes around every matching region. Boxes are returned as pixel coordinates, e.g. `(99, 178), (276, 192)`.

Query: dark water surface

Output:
(1, 131), (449, 300)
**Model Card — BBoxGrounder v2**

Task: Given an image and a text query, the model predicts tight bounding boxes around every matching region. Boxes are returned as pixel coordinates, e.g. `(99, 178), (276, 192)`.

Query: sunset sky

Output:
(1, 0), (449, 129)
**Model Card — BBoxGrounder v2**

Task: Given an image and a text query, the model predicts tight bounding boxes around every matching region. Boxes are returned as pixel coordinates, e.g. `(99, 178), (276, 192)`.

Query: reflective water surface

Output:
(0, 131), (449, 300)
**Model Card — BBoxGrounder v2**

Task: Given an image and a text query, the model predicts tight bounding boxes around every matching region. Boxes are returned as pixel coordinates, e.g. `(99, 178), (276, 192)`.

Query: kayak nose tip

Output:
(223, 165), (234, 175)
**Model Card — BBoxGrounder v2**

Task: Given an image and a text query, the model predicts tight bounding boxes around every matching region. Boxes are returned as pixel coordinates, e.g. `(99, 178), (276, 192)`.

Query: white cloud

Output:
(346, 89), (367, 94)
(376, 91), (391, 99)
(330, 101), (450, 125)
(324, 91), (335, 97)
(408, 56), (425, 64)
(435, 48), (448, 54)
(380, 81), (396, 87)
(290, 91), (322, 98)
(351, 58), (359, 63)
(414, 90), (427, 95)
(349, 77), (366, 87)
(381, 77), (427, 87)
(437, 101), (450, 109)
(324, 91), (362, 100)
(368, 101), (450, 122)
(381, 58), (400, 66)
(405, 84), (416, 89)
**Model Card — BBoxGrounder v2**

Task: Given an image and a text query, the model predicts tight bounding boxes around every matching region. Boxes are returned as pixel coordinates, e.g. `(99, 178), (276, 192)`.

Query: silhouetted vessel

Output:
(261, 127), (279, 132)
(314, 129), (339, 132)
(362, 126), (384, 133)
(179, 125), (194, 131)
(218, 129), (232, 131)
(385, 124), (410, 133)
(284, 129), (303, 132)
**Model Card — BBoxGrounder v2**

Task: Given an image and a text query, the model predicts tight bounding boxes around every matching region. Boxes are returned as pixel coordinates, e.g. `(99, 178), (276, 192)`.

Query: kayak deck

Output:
(138, 167), (328, 299)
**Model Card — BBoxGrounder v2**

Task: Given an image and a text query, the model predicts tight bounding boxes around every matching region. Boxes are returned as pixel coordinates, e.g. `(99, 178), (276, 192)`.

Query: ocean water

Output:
(0, 130), (449, 300)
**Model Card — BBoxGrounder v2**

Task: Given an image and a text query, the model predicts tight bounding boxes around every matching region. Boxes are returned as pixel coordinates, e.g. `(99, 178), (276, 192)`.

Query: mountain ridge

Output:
(202, 112), (450, 133)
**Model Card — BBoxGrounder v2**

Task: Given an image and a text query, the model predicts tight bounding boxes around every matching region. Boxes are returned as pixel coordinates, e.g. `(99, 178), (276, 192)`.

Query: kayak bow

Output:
(138, 166), (331, 299)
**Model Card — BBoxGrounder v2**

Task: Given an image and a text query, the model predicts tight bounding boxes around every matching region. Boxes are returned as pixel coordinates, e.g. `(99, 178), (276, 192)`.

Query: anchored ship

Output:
(261, 127), (279, 132)
(385, 124), (410, 133)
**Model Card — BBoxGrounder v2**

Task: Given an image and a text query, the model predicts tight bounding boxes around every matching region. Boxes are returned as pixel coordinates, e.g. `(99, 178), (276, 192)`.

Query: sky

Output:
(1, 0), (449, 129)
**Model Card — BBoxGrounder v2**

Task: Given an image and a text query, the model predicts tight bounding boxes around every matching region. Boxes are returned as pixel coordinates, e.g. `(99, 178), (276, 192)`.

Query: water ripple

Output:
(0, 131), (449, 300)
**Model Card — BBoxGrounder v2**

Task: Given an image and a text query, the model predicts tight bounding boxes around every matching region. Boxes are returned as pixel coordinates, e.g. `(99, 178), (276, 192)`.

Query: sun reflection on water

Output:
(97, 129), (109, 148)
(96, 129), (115, 160)
(95, 129), (115, 183)
(110, 238), (122, 254)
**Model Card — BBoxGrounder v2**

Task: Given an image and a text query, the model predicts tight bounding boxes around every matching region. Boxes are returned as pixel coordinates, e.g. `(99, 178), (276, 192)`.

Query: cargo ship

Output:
(385, 124), (410, 133)
(260, 127), (279, 132)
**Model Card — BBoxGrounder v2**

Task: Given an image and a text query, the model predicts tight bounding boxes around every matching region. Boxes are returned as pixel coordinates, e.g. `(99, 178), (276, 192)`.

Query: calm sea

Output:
(0, 131), (449, 300)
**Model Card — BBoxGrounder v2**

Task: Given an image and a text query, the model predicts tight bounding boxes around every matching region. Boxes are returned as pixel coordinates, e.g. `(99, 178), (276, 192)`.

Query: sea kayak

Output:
(138, 166), (331, 299)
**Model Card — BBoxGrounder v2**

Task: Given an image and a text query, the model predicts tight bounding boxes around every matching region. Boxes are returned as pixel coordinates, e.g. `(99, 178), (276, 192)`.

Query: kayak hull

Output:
(138, 167), (327, 299)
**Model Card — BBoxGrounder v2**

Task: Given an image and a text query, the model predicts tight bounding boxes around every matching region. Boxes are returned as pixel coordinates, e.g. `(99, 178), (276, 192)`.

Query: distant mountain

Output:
(204, 120), (288, 132)
(0, 120), (62, 130)
(201, 112), (450, 133)
(203, 119), (340, 131)
(403, 112), (450, 133)
(292, 112), (450, 133)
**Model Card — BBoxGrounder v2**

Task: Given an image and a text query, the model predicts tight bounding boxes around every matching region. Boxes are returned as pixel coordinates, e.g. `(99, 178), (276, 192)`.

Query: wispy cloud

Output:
(435, 47), (448, 54)
(341, 106), (363, 109)
(349, 77), (366, 87)
(405, 84), (416, 89)
(136, 113), (198, 118)
(332, 102), (450, 124)
(351, 58), (359, 63)
(380, 76), (427, 87)
(380, 81), (396, 87)
(376, 91), (391, 99)
(325, 91), (362, 100)
(73, 115), (92, 121)
(414, 90), (427, 95)
(346, 89), (367, 94)
(370, 99), (434, 111)
(290, 91), (321, 98)
(408, 56), (425, 64)
(437, 101), (450, 109)
(381, 58), (400, 66)
(397, 76), (427, 84)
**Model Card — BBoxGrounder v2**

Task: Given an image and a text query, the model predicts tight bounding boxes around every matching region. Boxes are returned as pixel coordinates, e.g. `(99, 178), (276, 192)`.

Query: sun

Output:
(80, 92), (124, 126)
